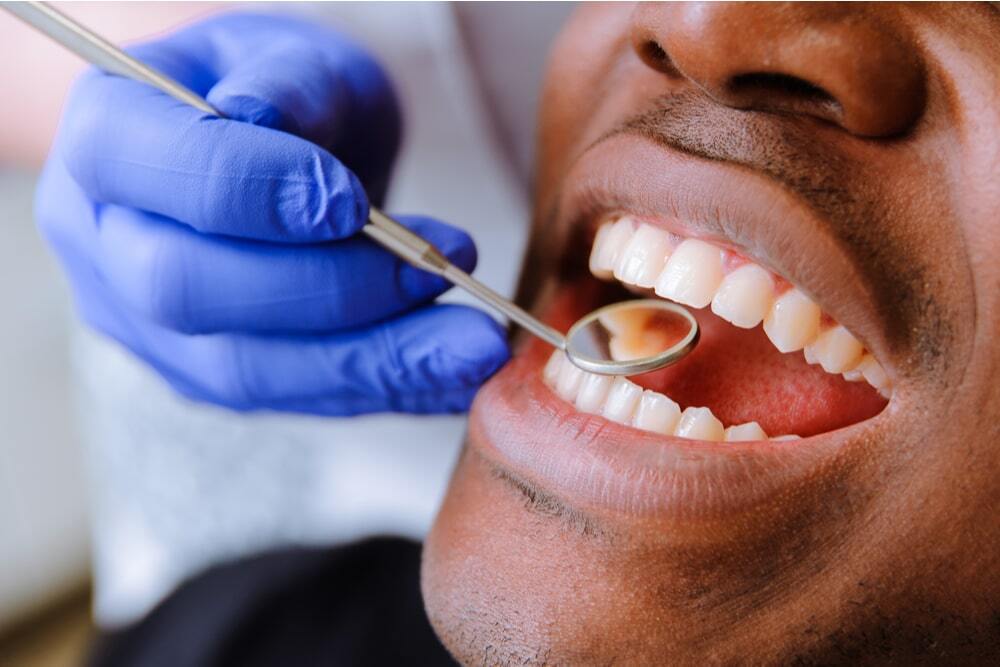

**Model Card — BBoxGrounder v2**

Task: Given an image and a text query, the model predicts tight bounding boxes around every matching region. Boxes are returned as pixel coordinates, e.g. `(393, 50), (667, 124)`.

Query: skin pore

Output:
(422, 3), (1000, 665)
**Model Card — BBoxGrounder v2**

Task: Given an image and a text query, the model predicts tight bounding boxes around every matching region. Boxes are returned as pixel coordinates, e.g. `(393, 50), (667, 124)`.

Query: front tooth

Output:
(575, 373), (613, 413)
(589, 218), (636, 279)
(724, 421), (768, 442)
(614, 223), (672, 288)
(543, 350), (563, 386)
(771, 434), (802, 441)
(654, 239), (724, 308)
(632, 390), (681, 434)
(602, 377), (643, 424)
(804, 325), (864, 374)
(555, 360), (586, 402)
(763, 288), (821, 353)
(674, 406), (724, 441)
(711, 264), (774, 328)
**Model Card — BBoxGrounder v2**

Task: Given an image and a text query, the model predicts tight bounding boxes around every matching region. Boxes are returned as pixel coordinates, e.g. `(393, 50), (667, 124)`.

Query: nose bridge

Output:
(630, 2), (926, 137)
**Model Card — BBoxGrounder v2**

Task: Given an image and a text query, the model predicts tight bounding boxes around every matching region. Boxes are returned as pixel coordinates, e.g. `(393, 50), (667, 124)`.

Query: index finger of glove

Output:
(58, 68), (367, 243)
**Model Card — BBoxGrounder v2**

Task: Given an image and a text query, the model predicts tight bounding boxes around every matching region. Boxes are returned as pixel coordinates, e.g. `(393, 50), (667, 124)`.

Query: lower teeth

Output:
(543, 350), (799, 442)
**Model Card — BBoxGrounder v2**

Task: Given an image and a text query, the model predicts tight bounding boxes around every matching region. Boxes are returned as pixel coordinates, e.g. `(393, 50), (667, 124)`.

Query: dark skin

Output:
(422, 3), (1000, 665)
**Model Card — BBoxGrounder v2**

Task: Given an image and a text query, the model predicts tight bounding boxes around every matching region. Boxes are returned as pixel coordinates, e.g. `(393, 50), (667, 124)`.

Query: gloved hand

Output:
(36, 13), (509, 415)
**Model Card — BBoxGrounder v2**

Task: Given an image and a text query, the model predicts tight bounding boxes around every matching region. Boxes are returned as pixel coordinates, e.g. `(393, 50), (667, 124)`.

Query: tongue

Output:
(631, 308), (886, 437)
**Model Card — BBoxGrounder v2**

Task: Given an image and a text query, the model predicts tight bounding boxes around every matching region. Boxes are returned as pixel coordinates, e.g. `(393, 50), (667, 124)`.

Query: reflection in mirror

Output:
(565, 299), (698, 375)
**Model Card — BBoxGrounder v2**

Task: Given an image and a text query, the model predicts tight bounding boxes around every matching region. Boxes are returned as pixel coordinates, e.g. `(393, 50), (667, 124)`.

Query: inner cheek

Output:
(631, 308), (887, 436)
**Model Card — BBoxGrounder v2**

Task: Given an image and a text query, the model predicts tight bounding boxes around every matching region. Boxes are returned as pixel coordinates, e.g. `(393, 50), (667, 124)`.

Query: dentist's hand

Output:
(36, 13), (508, 415)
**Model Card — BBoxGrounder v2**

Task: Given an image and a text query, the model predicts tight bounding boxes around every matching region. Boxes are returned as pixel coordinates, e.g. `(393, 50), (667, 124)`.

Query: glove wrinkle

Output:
(374, 318), (408, 410)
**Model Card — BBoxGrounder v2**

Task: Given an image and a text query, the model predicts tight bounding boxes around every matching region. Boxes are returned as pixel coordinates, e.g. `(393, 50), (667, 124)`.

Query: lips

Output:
(470, 335), (886, 518)
(469, 133), (894, 516)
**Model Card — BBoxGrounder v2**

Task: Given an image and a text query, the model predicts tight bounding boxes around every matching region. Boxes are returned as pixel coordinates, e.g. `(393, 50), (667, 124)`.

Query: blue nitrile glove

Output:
(35, 13), (509, 415)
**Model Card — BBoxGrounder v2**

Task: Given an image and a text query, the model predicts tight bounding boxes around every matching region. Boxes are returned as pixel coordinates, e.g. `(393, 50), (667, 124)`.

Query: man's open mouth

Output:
(469, 133), (895, 517)
(541, 212), (889, 442)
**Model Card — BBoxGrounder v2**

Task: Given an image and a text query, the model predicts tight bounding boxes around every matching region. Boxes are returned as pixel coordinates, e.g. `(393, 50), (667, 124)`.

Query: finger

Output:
(94, 302), (510, 416)
(201, 28), (396, 145)
(41, 77), (504, 416)
(124, 12), (399, 143)
(37, 165), (507, 415)
(204, 44), (399, 204)
(126, 12), (401, 202)
(96, 208), (477, 333)
(59, 70), (368, 243)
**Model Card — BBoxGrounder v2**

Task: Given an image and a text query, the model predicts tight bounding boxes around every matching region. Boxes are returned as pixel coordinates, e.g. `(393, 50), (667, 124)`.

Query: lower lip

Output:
(468, 293), (887, 520)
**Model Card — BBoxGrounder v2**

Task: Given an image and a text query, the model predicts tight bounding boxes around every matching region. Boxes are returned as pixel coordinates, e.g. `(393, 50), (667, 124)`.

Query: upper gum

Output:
(596, 215), (798, 300)
(602, 216), (796, 296)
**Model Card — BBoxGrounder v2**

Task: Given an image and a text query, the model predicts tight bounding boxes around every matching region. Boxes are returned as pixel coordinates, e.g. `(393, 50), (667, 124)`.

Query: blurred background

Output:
(2, 7), (219, 661)
(0, 2), (570, 663)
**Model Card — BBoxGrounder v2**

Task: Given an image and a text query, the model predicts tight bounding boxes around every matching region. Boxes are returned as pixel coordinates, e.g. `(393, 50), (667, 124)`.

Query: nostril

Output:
(726, 72), (844, 124)
(636, 39), (680, 77)
(641, 40), (668, 65)
(730, 73), (836, 106)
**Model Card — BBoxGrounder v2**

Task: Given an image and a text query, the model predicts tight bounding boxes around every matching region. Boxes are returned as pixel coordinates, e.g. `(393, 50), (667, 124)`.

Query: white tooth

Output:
(575, 373), (613, 414)
(602, 377), (643, 424)
(631, 390), (681, 434)
(589, 218), (636, 279)
(674, 406), (724, 441)
(724, 421), (768, 442)
(803, 343), (819, 365)
(711, 264), (774, 328)
(555, 360), (586, 402)
(856, 355), (891, 395)
(654, 239), (724, 308)
(805, 325), (864, 374)
(842, 368), (864, 382)
(763, 288), (821, 353)
(614, 223), (672, 288)
(771, 434), (802, 441)
(543, 350), (563, 386)
(588, 223), (614, 279)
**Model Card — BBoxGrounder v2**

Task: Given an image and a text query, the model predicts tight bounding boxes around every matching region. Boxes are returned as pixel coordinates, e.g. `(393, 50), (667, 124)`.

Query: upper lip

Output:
(555, 131), (892, 370)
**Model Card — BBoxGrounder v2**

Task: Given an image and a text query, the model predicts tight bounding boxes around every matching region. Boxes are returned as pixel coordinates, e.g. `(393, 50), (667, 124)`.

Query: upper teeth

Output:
(589, 216), (892, 398)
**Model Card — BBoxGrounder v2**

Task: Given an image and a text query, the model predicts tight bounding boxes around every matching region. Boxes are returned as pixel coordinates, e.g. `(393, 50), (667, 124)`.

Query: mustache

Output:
(609, 90), (857, 227)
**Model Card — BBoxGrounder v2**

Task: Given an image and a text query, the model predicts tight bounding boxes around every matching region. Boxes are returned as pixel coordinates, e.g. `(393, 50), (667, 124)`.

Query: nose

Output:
(629, 2), (926, 137)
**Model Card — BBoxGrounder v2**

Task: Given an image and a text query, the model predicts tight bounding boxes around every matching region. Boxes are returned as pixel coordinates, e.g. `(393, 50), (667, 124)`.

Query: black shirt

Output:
(89, 538), (457, 666)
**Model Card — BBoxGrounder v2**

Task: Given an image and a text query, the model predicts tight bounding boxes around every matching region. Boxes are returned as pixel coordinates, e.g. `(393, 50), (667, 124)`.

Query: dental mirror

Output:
(5, 0), (701, 377)
(564, 300), (699, 375)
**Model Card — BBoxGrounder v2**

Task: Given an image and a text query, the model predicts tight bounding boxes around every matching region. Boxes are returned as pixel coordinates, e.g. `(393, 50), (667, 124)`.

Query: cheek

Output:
(536, 5), (632, 202)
